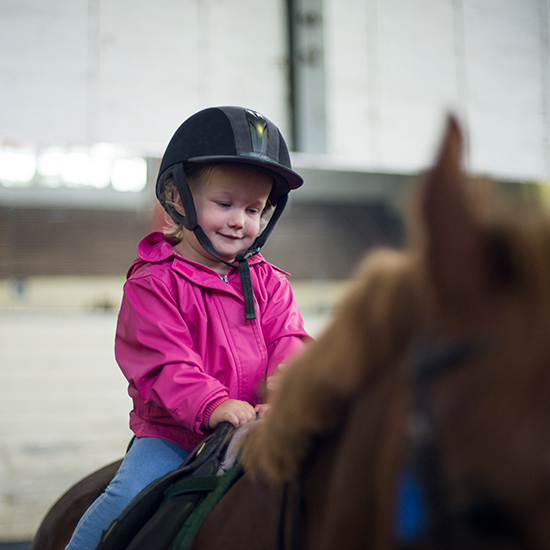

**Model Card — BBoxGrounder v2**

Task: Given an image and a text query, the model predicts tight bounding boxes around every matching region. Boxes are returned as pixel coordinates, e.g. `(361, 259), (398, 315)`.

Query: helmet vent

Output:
(245, 109), (268, 154)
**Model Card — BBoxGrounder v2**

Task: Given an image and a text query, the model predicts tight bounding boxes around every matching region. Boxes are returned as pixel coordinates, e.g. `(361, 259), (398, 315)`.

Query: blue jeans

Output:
(65, 436), (190, 550)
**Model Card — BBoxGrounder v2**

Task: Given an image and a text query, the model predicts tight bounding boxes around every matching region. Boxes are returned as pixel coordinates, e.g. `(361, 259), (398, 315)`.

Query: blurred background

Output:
(0, 0), (548, 545)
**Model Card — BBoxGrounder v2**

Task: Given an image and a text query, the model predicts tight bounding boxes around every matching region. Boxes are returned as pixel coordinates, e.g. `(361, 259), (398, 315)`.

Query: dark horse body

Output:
(31, 460), (121, 550)
(32, 117), (550, 549)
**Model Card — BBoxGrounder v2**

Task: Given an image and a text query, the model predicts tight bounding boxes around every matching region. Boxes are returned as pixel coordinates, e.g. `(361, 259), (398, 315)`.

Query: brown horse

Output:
(32, 116), (550, 550)
(30, 460), (122, 550)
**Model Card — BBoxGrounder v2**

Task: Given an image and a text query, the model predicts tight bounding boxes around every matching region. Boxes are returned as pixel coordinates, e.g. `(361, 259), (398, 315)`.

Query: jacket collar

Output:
(131, 231), (265, 283)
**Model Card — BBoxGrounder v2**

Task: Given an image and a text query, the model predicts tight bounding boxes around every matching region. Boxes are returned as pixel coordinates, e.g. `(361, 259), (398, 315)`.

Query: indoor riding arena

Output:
(1, 0), (548, 548)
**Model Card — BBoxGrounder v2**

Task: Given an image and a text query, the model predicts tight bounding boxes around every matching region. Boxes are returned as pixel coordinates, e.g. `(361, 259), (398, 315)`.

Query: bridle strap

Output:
(396, 338), (479, 548)
(410, 339), (477, 386)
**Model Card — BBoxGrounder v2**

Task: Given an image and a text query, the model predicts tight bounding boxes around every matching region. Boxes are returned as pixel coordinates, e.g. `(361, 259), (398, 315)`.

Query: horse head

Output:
(242, 115), (550, 549)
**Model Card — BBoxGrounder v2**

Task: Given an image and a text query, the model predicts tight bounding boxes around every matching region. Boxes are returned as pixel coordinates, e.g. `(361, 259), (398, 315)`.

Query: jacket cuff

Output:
(201, 397), (228, 430)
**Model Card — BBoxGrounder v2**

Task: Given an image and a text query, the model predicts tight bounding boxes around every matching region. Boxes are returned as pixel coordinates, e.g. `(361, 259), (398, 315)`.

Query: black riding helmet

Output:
(156, 106), (304, 320)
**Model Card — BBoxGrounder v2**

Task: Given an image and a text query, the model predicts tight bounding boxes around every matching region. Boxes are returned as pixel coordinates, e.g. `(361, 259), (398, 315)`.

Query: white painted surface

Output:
(324, 0), (549, 178)
(0, 0), (290, 150)
(1, 0), (548, 180)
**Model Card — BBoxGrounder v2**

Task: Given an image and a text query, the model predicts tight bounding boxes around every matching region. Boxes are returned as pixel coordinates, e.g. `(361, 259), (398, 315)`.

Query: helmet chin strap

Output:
(167, 164), (289, 320)
(193, 194), (288, 321)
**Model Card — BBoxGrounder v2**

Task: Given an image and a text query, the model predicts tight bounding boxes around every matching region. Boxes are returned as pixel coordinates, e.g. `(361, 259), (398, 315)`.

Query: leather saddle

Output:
(97, 422), (241, 550)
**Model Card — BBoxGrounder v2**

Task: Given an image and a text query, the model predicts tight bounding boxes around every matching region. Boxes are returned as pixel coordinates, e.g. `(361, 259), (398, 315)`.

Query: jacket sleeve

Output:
(115, 274), (229, 434)
(258, 268), (312, 376)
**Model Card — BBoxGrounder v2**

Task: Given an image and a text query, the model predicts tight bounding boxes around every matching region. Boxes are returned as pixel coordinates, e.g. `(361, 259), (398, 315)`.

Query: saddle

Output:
(97, 422), (246, 550)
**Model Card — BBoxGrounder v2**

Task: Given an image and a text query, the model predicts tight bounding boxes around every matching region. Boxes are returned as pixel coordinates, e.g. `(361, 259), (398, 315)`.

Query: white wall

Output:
(1, 0), (548, 180)
(324, 0), (549, 179)
(0, 0), (290, 152)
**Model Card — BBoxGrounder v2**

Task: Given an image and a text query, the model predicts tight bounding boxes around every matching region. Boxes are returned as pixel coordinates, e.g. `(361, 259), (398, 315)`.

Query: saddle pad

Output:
(124, 463), (243, 550)
(97, 422), (236, 550)
(172, 463), (243, 550)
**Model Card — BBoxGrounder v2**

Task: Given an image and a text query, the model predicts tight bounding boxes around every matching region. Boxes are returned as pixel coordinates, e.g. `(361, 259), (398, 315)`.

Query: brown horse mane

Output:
(242, 247), (417, 484)
(241, 115), (550, 488)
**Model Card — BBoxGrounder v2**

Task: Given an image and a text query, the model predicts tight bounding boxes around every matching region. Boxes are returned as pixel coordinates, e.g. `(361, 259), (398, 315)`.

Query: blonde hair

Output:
(161, 164), (275, 243)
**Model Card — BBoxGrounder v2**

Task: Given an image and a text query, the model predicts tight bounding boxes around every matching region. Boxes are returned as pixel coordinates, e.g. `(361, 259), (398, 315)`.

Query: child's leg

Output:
(65, 436), (190, 550)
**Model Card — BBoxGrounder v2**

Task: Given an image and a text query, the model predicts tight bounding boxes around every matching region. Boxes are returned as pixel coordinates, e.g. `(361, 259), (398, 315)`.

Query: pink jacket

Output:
(115, 232), (310, 451)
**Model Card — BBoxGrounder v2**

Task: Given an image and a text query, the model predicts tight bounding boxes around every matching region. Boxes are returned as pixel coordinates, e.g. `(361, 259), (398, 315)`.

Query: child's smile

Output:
(175, 164), (272, 274)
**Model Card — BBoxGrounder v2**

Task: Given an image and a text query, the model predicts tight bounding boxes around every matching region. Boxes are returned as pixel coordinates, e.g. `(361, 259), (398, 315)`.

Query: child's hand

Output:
(209, 399), (256, 429)
(254, 403), (270, 419)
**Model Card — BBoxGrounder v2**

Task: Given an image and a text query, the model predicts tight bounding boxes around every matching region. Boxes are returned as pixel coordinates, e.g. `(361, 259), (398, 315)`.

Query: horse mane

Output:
(242, 248), (417, 483)
(241, 115), (550, 486)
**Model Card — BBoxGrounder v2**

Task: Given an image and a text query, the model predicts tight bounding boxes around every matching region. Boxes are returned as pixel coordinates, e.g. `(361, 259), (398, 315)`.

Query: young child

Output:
(65, 106), (310, 549)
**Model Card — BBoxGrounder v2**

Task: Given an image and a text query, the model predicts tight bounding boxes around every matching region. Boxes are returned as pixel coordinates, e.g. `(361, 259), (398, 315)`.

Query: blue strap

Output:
(394, 468), (429, 545)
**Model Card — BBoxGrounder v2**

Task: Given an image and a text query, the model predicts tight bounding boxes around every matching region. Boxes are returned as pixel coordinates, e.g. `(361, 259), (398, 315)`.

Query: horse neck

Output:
(298, 367), (409, 550)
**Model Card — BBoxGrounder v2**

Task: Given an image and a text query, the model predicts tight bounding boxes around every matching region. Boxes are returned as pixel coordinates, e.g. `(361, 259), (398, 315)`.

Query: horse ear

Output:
(417, 114), (489, 316)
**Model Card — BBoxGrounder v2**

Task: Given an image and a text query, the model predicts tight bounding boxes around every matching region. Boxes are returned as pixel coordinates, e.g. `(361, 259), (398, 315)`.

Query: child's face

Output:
(176, 164), (272, 272)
